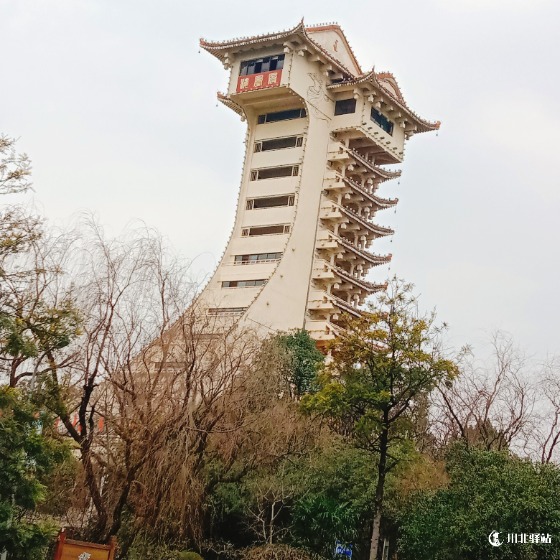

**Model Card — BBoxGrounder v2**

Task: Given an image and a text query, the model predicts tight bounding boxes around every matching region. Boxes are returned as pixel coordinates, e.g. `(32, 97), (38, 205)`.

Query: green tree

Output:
(290, 443), (375, 558)
(303, 280), (458, 560)
(398, 446), (560, 560)
(0, 135), (82, 388)
(0, 386), (70, 559)
(277, 330), (324, 398)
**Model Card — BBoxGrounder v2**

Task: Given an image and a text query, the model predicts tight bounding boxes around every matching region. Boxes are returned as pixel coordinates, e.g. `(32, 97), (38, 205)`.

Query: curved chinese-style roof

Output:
(305, 22), (362, 75)
(341, 176), (399, 210)
(345, 147), (402, 181)
(217, 91), (244, 117)
(339, 206), (394, 238)
(201, 22), (440, 133)
(200, 20), (356, 79)
(329, 67), (440, 132)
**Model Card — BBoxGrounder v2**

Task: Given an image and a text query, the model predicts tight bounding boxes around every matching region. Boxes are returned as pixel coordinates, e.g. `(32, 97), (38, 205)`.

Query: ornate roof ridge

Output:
(305, 22), (362, 74)
(339, 205), (395, 237)
(333, 265), (387, 292)
(328, 67), (441, 131)
(200, 20), (305, 50)
(334, 233), (392, 265)
(345, 147), (402, 180)
(341, 175), (399, 208)
(375, 71), (405, 103)
(330, 293), (363, 317)
(217, 92), (244, 117)
(200, 21), (358, 78)
(301, 27), (356, 77)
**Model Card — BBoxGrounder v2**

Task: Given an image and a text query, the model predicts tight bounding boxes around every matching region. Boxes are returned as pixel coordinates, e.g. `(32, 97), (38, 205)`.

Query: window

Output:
(234, 252), (283, 264)
(240, 54), (285, 76)
(371, 108), (394, 135)
(222, 279), (267, 288)
(246, 195), (295, 209)
(207, 307), (247, 315)
(334, 98), (356, 115)
(254, 136), (303, 152)
(257, 108), (306, 124)
(241, 225), (291, 236)
(250, 166), (299, 180)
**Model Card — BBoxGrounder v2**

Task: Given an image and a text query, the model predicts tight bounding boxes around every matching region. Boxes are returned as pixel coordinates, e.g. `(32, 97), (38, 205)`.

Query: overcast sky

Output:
(2, 0), (559, 359)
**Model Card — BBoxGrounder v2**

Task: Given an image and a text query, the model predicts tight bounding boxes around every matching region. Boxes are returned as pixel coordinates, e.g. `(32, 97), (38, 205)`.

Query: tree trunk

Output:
(269, 501), (275, 544)
(369, 418), (389, 560)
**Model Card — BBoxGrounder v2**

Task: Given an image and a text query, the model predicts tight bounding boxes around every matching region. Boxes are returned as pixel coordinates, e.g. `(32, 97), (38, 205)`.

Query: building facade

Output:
(198, 22), (439, 343)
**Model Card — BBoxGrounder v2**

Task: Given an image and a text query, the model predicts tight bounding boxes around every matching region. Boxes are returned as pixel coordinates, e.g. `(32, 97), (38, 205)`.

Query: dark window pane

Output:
(335, 98), (357, 115)
(248, 225), (289, 236)
(251, 195), (292, 209)
(239, 54), (285, 76)
(255, 166), (295, 180)
(258, 108), (306, 124)
(261, 136), (298, 151)
(371, 108), (394, 135)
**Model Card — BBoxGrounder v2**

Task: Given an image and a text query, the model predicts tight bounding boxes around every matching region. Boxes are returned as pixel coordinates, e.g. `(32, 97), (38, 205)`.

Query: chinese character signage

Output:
(237, 70), (282, 93)
(53, 529), (117, 560)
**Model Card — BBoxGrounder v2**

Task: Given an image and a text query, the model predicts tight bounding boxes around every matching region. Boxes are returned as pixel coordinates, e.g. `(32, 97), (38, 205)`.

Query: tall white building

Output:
(198, 21), (439, 344)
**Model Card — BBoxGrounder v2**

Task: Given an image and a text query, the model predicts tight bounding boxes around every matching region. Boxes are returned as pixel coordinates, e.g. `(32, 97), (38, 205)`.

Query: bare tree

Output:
(432, 332), (537, 454)
(535, 359), (560, 464)
(21, 221), (265, 552)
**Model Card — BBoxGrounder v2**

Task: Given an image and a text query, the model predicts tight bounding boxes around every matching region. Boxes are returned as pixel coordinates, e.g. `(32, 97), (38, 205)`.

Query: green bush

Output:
(176, 552), (204, 560)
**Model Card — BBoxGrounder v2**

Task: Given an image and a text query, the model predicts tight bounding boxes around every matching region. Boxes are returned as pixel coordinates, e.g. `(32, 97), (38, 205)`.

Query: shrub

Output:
(240, 544), (323, 560)
(176, 552), (204, 560)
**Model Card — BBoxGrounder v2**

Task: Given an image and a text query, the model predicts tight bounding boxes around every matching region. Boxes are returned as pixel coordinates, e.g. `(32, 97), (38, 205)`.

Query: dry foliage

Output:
(239, 544), (325, 560)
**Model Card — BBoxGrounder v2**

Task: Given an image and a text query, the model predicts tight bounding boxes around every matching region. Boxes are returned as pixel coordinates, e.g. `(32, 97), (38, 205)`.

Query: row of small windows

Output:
(254, 135), (303, 152)
(240, 54), (285, 76)
(222, 279), (267, 288)
(242, 224), (291, 237)
(207, 307), (247, 316)
(234, 252), (282, 264)
(250, 165), (299, 181)
(257, 108), (307, 124)
(246, 195), (295, 210)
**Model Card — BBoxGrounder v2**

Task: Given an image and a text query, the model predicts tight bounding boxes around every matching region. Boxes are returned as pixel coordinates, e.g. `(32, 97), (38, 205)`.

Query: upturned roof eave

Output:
(200, 20), (306, 58)
(200, 20), (357, 79)
(328, 69), (440, 132)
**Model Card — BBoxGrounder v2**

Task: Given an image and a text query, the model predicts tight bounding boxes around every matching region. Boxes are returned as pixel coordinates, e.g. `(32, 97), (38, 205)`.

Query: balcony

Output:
(330, 112), (404, 164)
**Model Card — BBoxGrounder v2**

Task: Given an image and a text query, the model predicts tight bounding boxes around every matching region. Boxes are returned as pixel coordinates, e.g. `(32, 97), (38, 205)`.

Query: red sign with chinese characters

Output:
(236, 70), (282, 93)
(53, 529), (117, 560)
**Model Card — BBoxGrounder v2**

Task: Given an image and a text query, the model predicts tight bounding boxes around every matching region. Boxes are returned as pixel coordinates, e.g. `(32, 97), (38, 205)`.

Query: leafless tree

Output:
(432, 332), (537, 455)
(5, 219), (260, 549)
(533, 359), (560, 464)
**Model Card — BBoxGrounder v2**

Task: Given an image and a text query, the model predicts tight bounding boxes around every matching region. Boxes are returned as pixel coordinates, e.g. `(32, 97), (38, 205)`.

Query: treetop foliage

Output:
(398, 445), (560, 560)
